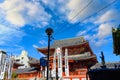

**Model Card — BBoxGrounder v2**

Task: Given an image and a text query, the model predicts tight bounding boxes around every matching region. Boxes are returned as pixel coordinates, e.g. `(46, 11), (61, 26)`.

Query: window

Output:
(21, 61), (23, 63)
(21, 57), (24, 59)
(16, 59), (20, 62)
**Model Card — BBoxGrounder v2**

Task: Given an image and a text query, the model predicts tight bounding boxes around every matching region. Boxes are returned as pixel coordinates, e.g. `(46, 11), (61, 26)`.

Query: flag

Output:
(52, 52), (56, 77)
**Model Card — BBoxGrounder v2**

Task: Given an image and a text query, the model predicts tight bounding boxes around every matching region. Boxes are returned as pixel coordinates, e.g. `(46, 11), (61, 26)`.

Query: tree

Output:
(112, 25), (120, 55)
(11, 72), (17, 80)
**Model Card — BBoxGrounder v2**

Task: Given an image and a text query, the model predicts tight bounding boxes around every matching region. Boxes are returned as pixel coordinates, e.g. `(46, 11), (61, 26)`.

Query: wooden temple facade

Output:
(37, 36), (98, 80)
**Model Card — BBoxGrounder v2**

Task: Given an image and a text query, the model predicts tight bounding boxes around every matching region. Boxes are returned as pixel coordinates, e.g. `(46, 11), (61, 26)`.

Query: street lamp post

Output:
(45, 28), (53, 80)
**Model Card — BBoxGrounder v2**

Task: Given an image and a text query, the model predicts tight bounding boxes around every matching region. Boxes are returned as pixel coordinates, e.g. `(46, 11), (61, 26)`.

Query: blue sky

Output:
(0, 0), (120, 62)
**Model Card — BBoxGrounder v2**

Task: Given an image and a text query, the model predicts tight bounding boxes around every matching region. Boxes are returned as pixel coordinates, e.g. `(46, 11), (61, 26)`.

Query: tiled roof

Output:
(0, 50), (6, 54)
(15, 67), (38, 74)
(13, 62), (24, 66)
(91, 62), (120, 69)
(28, 56), (39, 64)
(68, 54), (96, 60)
(39, 36), (85, 49)
(42, 52), (96, 60)
(66, 52), (95, 60)
(51, 36), (84, 48)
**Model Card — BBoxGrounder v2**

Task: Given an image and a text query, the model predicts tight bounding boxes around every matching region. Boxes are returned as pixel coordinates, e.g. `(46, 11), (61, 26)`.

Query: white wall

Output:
(15, 50), (30, 69)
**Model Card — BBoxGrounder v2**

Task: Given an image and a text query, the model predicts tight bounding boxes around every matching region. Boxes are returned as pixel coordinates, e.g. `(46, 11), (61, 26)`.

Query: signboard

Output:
(40, 57), (47, 66)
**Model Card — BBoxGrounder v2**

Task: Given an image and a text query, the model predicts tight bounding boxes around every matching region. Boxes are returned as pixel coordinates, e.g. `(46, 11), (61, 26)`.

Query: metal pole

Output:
(45, 28), (53, 80)
(47, 34), (50, 80)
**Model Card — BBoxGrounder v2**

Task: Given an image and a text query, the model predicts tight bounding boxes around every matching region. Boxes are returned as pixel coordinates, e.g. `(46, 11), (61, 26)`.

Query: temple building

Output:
(37, 36), (98, 80)
(14, 50), (40, 80)
(0, 50), (40, 80)
(14, 50), (31, 69)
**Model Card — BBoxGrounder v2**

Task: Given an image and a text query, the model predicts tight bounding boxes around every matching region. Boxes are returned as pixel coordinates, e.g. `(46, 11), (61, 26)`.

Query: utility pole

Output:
(45, 27), (53, 80)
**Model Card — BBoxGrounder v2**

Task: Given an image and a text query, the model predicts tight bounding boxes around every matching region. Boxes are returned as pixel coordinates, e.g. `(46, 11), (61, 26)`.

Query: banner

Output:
(65, 48), (69, 76)
(56, 47), (62, 78)
(44, 67), (47, 77)
(52, 52), (56, 77)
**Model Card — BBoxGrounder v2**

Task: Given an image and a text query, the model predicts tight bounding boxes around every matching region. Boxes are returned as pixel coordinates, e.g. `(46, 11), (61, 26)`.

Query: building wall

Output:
(17, 72), (41, 80)
(14, 50), (30, 69)
(39, 47), (96, 80)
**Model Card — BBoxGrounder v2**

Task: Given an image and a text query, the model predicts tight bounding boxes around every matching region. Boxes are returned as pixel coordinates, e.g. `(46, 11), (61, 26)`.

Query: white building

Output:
(14, 50), (30, 69)
(0, 51), (7, 65)
(0, 50), (7, 79)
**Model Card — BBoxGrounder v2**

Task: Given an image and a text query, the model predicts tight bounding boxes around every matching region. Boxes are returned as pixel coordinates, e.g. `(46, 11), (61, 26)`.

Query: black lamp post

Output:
(45, 27), (53, 80)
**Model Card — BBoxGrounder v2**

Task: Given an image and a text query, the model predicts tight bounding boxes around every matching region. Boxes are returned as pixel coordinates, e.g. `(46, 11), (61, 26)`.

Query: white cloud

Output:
(92, 39), (108, 47)
(74, 2), (120, 48)
(42, 0), (68, 8)
(33, 45), (39, 48)
(84, 34), (95, 40)
(76, 23), (112, 47)
(41, 0), (69, 17)
(65, 0), (120, 24)
(66, 0), (89, 22)
(82, 23), (112, 47)
(66, 0), (108, 23)
(32, 40), (47, 49)
(6, 12), (25, 26)
(0, 0), (51, 27)
(0, 24), (25, 45)
(80, 33), (109, 47)
(97, 23), (112, 39)
(76, 30), (87, 36)
(39, 40), (47, 45)
(0, 44), (25, 56)
(95, 9), (120, 24)
(93, 8), (120, 39)
(41, 0), (48, 4)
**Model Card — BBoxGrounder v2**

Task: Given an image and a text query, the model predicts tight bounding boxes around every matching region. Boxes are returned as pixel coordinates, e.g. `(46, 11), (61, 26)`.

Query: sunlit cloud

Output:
(0, 0), (51, 27)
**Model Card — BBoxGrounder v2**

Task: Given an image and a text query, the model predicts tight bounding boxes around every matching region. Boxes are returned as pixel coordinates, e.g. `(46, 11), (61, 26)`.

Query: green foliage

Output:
(3, 72), (7, 80)
(12, 72), (17, 79)
(112, 26), (120, 55)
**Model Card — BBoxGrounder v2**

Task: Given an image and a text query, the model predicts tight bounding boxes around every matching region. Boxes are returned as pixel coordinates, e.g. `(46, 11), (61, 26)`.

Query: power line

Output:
(55, 0), (117, 36)
(54, 0), (94, 36)
(69, 0), (93, 21)
(80, 0), (117, 22)
(33, 0), (93, 38)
